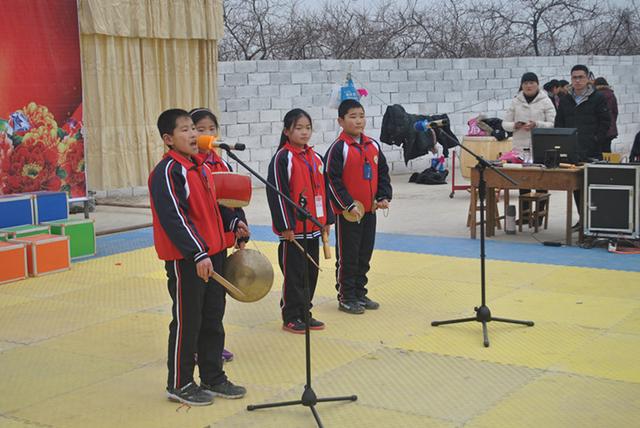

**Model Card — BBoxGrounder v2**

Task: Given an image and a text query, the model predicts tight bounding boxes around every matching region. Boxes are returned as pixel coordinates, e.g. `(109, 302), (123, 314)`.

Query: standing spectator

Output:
(594, 77), (619, 153)
(631, 131), (640, 162)
(555, 64), (610, 230)
(555, 65), (610, 162)
(503, 72), (557, 153)
(543, 79), (561, 110)
(558, 80), (570, 97)
(503, 72), (556, 217)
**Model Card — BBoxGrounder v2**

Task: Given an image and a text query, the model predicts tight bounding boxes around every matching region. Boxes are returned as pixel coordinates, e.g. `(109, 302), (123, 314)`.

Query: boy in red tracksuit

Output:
(325, 99), (392, 315)
(149, 109), (246, 406)
(266, 108), (334, 333)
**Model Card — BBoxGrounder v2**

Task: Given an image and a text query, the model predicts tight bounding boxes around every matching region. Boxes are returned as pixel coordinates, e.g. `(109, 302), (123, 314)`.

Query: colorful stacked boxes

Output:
(31, 191), (68, 223)
(46, 219), (96, 259)
(0, 241), (28, 284)
(11, 234), (71, 277)
(0, 194), (35, 228)
(0, 224), (50, 239)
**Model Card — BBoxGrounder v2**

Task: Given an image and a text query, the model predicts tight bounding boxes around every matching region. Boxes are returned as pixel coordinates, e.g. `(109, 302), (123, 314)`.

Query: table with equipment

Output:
(470, 166), (584, 245)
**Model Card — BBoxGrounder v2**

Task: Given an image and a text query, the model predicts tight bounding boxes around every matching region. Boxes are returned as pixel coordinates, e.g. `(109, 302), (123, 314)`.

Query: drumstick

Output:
(321, 229), (331, 260)
(290, 240), (323, 271)
(210, 270), (246, 298)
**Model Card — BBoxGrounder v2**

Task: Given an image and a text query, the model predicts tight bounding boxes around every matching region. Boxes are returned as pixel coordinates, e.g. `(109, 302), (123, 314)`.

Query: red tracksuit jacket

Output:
(324, 131), (392, 214)
(194, 150), (247, 249)
(149, 150), (236, 262)
(266, 142), (335, 239)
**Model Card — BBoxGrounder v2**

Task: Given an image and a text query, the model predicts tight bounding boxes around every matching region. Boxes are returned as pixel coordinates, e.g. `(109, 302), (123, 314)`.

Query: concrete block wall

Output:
(216, 55), (640, 186)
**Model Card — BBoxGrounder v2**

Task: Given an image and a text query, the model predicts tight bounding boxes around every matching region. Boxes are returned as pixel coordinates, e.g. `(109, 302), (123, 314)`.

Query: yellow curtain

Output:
(79, 0), (222, 190)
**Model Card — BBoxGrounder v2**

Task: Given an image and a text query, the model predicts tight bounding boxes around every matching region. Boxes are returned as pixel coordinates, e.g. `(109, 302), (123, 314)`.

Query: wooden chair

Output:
(518, 192), (550, 233)
(468, 189), (504, 232)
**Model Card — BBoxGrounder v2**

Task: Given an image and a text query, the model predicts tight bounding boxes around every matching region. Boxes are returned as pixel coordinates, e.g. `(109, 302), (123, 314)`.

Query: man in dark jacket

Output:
(555, 65), (610, 231)
(555, 65), (610, 161)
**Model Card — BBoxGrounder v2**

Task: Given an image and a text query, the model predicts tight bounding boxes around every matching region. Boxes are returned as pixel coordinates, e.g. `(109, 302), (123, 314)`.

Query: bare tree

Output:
(409, 0), (519, 58)
(219, 0), (297, 60)
(577, 1), (640, 55)
(218, 0), (639, 60)
(478, 0), (599, 56)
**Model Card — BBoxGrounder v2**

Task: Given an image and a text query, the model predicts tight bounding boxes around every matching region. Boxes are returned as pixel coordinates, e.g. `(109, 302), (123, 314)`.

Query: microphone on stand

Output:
(414, 118), (449, 131)
(197, 135), (246, 151)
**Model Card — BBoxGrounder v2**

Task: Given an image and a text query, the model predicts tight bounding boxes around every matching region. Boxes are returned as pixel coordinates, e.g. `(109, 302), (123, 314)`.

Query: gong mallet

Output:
(321, 229), (331, 260)
(291, 239), (323, 271)
(210, 270), (246, 299)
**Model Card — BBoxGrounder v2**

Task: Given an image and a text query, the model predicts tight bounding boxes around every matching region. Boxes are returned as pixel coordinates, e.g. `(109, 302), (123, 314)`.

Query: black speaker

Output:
(584, 164), (640, 239)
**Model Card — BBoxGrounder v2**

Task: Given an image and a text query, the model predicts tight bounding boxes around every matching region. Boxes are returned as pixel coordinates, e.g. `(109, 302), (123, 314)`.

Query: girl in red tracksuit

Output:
(149, 109), (246, 406)
(189, 108), (250, 362)
(266, 108), (335, 334)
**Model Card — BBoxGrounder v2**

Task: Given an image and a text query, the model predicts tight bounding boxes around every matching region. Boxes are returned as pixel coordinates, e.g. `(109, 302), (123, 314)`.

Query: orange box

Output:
(11, 234), (70, 277)
(0, 241), (28, 284)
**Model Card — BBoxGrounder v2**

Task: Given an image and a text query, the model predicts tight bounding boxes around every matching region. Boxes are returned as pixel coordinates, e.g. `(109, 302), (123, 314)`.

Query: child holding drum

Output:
(190, 107), (250, 362)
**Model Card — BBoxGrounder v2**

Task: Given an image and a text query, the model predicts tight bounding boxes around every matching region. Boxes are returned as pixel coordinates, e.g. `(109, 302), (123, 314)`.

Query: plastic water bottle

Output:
(522, 147), (532, 164)
(505, 205), (516, 234)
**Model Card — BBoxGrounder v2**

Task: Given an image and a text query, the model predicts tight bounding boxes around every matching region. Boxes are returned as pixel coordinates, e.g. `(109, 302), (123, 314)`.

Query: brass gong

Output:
(223, 248), (274, 302)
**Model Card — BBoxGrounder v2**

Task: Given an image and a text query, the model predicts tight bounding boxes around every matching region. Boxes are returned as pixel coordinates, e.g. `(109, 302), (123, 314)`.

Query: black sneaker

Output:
(283, 318), (306, 334)
(358, 296), (380, 310)
(166, 382), (214, 406)
(338, 301), (365, 314)
(201, 380), (246, 399)
(309, 318), (325, 330)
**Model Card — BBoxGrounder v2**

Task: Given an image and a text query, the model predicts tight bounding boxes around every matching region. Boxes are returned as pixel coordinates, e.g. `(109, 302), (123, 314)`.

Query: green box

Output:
(0, 232), (7, 242)
(0, 224), (50, 239)
(46, 219), (95, 259)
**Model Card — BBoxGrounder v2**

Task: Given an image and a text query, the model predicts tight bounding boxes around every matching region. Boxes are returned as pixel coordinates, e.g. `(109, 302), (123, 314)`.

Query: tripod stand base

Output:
(247, 386), (357, 428)
(432, 305), (534, 347)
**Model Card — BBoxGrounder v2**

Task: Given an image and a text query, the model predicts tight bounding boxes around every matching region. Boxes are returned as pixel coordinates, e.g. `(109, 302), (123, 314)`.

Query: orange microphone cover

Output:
(197, 135), (218, 151)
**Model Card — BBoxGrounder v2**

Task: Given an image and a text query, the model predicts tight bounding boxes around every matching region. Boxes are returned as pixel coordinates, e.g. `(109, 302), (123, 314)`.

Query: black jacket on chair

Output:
(380, 104), (458, 164)
(554, 87), (610, 161)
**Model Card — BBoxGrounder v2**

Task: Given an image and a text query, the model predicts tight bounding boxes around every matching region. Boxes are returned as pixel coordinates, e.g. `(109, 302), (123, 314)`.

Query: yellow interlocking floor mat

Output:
(1, 244), (639, 427)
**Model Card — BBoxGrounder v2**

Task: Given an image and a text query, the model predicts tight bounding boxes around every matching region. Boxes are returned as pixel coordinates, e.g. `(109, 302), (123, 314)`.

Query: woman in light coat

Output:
(502, 72), (556, 221)
(502, 72), (556, 154)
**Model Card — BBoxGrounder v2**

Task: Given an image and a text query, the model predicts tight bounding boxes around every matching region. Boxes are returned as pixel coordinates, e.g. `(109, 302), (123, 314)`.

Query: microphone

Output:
(414, 119), (449, 131)
(197, 135), (246, 151)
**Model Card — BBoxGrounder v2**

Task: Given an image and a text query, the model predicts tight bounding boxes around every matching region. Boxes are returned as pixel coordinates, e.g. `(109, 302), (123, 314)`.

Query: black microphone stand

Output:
(431, 143), (534, 347)
(221, 148), (357, 427)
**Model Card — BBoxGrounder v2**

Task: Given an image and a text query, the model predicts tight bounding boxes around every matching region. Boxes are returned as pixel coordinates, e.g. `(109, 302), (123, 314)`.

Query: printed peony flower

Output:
(62, 117), (82, 139)
(21, 102), (58, 135)
(61, 137), (86, 197)
(4, 138), (61, 193)
(21, 124), (59, 149)
(0, 135), (13, 193)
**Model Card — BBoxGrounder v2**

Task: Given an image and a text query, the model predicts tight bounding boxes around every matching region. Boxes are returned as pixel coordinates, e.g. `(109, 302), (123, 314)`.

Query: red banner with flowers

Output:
(0, 0), (86, 199)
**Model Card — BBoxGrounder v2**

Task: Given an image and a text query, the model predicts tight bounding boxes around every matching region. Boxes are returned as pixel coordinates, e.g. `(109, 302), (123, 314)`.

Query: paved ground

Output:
(3, 163), (639, 428)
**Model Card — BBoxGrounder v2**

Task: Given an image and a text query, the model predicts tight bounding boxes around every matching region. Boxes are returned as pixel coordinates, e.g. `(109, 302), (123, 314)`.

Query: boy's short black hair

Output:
(157, 109), (191, 137)
(571, 64), (589, 75)
(338, 99), (364, 118)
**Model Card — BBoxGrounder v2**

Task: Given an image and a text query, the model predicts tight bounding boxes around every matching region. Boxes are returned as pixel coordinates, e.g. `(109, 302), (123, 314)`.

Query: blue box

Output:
(0, 194), (35, 228)
(31, 191), (68, 223)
